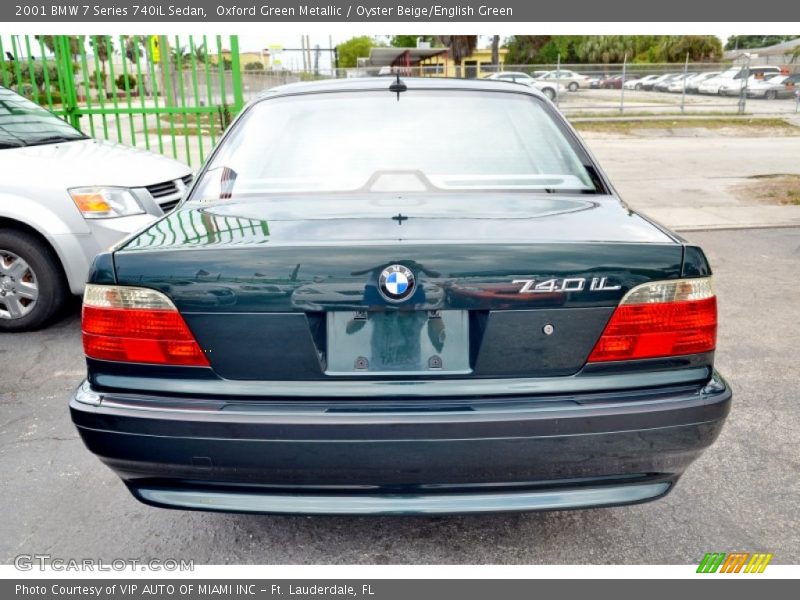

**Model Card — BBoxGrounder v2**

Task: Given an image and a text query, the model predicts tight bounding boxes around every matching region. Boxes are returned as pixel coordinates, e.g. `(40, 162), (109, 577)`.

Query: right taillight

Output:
(587, 277), (717, 363)
(82, 284), (209, 367)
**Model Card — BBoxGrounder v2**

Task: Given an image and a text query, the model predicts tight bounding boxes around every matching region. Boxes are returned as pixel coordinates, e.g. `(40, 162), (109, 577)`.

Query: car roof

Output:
(255, 76), (547, 101)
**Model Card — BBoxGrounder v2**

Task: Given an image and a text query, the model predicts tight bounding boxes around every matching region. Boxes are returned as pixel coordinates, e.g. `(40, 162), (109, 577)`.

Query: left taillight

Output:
(587, 277), (717, 363)
(82, 284), (209, 366)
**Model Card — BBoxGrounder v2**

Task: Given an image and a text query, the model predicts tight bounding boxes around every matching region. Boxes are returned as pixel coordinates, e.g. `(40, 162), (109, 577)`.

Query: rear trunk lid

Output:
(111, 194), (683, 380)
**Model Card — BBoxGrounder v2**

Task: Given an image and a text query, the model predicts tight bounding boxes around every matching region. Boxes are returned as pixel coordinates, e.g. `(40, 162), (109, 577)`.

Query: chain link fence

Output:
(3, 35), (798, 169)
(330, 61), (800, 116)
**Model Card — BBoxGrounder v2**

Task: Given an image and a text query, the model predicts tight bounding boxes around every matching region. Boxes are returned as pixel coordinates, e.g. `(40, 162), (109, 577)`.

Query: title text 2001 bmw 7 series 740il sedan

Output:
(70, 77), (731, 515)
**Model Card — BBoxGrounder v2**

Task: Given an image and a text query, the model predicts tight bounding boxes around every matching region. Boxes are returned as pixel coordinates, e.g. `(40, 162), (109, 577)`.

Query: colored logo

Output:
(378, 265), (415, 303)
(697, 552), (773, 573)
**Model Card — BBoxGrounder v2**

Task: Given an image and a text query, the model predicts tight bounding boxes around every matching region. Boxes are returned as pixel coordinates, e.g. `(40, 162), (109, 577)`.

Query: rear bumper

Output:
(70, 372), (732, 515)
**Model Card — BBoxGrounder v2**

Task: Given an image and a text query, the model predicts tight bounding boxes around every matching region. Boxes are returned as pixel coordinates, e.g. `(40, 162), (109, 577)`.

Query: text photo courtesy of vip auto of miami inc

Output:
(0, 0), (799, 594)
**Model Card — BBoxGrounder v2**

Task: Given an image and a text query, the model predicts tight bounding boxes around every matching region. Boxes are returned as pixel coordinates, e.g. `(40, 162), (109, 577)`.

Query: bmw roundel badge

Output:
(378, 264), (416, 303)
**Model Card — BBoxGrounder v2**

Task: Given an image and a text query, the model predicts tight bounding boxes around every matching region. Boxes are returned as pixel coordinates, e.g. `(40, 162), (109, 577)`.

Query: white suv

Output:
(698, 66), (781, 95)
(0, 87), (192, 331)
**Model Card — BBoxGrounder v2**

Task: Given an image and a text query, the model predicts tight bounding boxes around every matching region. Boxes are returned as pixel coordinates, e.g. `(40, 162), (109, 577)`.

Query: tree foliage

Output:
(35, 35), (84, 59)
(389, 35), (438, 48)
(437, 36), (478, 64)
(504, 35), (724, 64)
(336, 36), (379, 68)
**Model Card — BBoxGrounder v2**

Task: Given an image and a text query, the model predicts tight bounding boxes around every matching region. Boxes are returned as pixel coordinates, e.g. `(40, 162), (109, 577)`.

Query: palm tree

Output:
(123, 35), (146, 64)
(36, 35), (84, 62)
(490, 35), (500, 70)
(192, 42), (208, 64)
(93, 37), (114, 96)
(438, 35), (478, 77)
(575, 36), (633, 75)
(95, 37), (113, 72)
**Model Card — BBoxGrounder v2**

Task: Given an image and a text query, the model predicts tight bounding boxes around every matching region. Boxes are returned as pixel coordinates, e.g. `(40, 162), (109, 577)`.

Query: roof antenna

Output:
(389, 72), (407, 101)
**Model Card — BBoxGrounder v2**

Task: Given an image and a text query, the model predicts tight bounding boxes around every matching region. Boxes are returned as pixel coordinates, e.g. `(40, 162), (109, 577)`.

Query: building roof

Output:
(724, 37), (800, 59)
(365, 47), (448, 67)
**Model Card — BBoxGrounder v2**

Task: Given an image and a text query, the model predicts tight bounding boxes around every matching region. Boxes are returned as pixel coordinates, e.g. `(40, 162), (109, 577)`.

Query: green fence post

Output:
(56, 36), (81, 129)
(160, 35), (179, 159)
(130, 36), (152, 151)
(215, 35), (228, 123)
(229, 35), (244, 114)
(102, 35), (123, 142)
(10, 37), (25, 96)
(89, 36), (110, 139)
(23, 36), (42, 106)
(0, 37), (10, 88)
(76, 35), (97, 137)
(188, 36), (206, 163)
(117, 35), (137, 145)
(145, 36), (165, 154)
(36, 36), (55, 111)
(174, 35), (192, 166)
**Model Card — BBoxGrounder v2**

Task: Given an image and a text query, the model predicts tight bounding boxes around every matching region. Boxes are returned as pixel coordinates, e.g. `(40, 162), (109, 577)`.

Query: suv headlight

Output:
(69, 187), (144, 219)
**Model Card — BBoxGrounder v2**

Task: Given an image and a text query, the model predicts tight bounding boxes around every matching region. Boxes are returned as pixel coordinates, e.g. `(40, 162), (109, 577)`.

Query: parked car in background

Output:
(685, 72), (721, 94)
(71, 76), (732, 516)
(0, 86), (192, 331)
(718, 78), (749, 96)
(653, 74), (683, 92)
(536, 69), (591, 91)
(484, 72), (565, 100)
(717, 72), (781, 96)
(641, 73), (673, 90)
(746, 74), (800, 99)
(587, 75), (603, 88)
(623, 74), (660, 90)
(600, 74), (624, 89)
(666, 73), (699, 93)
(484, 71), (538, 85)
(698, 66), (782, 95)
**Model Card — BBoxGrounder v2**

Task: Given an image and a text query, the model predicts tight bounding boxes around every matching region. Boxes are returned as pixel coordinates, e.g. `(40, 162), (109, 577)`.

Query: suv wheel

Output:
(0, 230), (67, 331)
(568, 82), (579, 92)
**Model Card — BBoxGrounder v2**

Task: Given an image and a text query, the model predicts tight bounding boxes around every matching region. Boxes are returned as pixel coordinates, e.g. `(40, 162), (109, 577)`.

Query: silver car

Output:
(484, 72), (565, 100)
(0, 87), (191, 331)
(536, 69), (591, 91)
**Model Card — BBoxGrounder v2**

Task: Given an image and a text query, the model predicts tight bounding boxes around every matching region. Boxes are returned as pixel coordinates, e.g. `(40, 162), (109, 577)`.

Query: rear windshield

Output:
(191, 89), (598, 199)
(0, 87), (86, 148)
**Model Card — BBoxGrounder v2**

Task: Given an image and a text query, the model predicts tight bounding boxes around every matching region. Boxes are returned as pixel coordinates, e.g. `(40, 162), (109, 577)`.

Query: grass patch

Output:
(145, 114), (226, 137)
(733, 175), (800, 206)
(146, 127), (214, 137)
(573, 117), (800, 136)
(160, 113), (219, 128)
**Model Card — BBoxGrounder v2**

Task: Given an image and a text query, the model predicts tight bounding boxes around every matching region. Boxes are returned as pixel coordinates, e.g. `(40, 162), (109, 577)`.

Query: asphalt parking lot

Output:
(1, 226), (798, 565)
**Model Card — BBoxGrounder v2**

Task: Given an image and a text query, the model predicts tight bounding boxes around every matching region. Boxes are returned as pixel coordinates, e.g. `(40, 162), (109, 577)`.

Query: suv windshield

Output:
(192, 89), (598, 199)
(0, 87), (87, 148)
